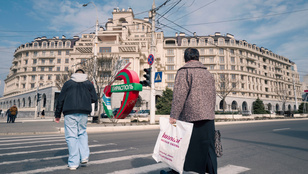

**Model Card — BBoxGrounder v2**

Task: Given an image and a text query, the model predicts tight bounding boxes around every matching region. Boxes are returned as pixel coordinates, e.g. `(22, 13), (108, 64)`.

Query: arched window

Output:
(242, 101), (248, 111)
(231, 101), (238, 110)
(66, 41), (71, 48)
(219, 100), (227, 110)
(268, 103), (272, 111)
(17, 99), (20, 108)
(43, 42), (47, 48)
(218, 38), (224, 45)
(28, 97), (32, 108)
(276, 103), (280, 111)
(22, 98), (26, 107)
(135, 95), (142, 107)
(58, 41), (63, 48)
(288, 104), (291, 111)
(182, 39), (188, 46)
(50, 42), (55, 48)
(42, 94), (47, 108)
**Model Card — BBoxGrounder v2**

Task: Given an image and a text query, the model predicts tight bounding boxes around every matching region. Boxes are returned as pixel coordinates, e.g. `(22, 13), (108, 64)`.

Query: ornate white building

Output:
(0, 8), (302, 117)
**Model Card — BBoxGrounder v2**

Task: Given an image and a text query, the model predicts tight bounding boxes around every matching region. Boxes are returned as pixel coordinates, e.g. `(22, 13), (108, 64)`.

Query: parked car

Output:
(136, 110), (150, 117)
(101, 108), (120, 118)
(128, 110), (137, 117)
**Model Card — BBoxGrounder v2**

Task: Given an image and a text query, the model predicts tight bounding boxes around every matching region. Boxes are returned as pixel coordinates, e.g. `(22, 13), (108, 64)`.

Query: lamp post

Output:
(83, 2), (99, 116)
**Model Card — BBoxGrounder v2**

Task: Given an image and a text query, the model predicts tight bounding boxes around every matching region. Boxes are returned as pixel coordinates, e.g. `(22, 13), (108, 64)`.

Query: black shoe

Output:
(160, 169), (179, 174)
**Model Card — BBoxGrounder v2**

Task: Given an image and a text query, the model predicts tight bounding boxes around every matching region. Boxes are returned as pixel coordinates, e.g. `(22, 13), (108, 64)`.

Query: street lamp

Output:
(83, 2), (99, 116)
(83, 2), (98, 85)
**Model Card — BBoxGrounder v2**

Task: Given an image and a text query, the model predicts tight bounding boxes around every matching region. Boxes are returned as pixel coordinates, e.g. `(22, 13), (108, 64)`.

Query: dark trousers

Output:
(7, 115), (11, 123)
(11, 115), (16, 123)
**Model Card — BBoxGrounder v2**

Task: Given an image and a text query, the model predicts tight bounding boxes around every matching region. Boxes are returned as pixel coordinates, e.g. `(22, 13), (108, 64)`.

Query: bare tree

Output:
(215, 73), (241, 113)
(55, 70), (74, 90)
(78, 54), (121, 123)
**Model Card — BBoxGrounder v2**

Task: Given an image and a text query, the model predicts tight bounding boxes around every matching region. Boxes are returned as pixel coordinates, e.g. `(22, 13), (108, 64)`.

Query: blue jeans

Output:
(64, 114), (89, 167)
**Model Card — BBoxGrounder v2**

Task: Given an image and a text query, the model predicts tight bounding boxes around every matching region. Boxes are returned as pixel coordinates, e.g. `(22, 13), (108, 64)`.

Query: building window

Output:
(66, 41), (71, 48)
(231, 57), (235, 63)
(58, 51), (62, 55)
(219, 56), (224, 63)
(66, 50), (70, 55)
(24, 60), (28, 65)
(42, 51), (46, 56)
(167, 57), (174, 63)
(26, 52), (29, 57)
(209, 65), (214, 70)
(167, 66), (174, 70)
(49, 67), (53, 71)
(43, 42), (47, 48)
(219, 48), (224, 54)
(31, 75), (36, 81)
(50, 51), (54, 56)
(209, 48), (213, 54)
(65, 67), (68, 71)
(167, 83), (174, 88)
(200, 48), (205, 54)
(50, 42), (55, 48)
(167, 49), (174, 55)
(220, 74), (225, 80)
(31, 83), (35, 88)
(32, 67), (36, 71)
(49, 59), (53, 64)
(41, 67), (45, 71)
(167, 74), (175, 80)
(57, 67), (60, 71)
(231, 65), (235, 70)
(57, 59), (61, 63)
(230, 49), (234, 55)
(41, 59), (45, 64)
(231, 74), (236, 79)
(58, 42), (63, 47)
(48, 75), (52, 80)
(56, 75), (60, 80)
(23, 76), (26, 80)
(99, 47), (111, 53)
(34, 51), (37, 57)
(65, 58), (69, 63)
(200, 57), (205, 63)
(232, 83), (236, 88)
(22, 84), (26, 88)
(40, 75), (44, 80)
(209, 57), (214, 63)
(242, 83), (245, 89)
(220, 65), (225, 70)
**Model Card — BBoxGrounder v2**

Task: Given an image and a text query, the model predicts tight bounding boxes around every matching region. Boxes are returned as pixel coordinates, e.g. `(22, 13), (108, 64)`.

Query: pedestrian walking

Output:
(55, 69), (97, 170)
(6, 108), (11, 123)
(41, 110), (45, 119)
(160, 48), (217, 174)
(9, 105), (18, 123)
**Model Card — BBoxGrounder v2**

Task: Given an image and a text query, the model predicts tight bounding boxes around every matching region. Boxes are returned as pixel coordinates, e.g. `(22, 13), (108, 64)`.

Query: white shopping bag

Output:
(152, 117), (193, 174)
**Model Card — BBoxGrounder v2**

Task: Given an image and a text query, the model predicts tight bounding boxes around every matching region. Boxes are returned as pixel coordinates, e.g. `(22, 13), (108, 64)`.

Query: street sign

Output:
(154, 71), (162, 83)
(148, 54), (154, 65)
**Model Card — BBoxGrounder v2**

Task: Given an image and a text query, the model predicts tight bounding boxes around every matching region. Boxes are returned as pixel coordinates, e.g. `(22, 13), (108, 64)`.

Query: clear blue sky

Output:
(1, 0), (308, 96)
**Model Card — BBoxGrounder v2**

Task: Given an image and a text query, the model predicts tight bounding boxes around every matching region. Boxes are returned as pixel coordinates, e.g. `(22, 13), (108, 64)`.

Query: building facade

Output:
(0, 8), (302, 117)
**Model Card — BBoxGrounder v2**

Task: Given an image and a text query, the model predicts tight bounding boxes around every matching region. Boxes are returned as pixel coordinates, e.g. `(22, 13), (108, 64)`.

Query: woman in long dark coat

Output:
(161, 48), (217, 174)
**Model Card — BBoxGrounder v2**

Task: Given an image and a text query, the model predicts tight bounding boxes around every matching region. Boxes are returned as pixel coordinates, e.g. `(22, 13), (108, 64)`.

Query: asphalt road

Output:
(0, 119), (307, 174)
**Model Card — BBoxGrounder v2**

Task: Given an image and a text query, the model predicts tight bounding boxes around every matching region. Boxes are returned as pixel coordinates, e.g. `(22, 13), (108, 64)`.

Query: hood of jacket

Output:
(179, 60), (207, 70)
(70, 73), (88, 82)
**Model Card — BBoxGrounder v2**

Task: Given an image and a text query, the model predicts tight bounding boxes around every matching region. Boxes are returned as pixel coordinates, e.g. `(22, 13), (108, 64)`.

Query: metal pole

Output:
(34, 87), (39, 119)
(150, 0), (156, 124)
(292, 74), (298, 110)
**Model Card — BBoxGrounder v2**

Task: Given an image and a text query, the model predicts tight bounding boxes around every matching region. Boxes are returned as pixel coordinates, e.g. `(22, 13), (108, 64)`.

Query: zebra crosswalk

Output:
(0, 134), (250, 174)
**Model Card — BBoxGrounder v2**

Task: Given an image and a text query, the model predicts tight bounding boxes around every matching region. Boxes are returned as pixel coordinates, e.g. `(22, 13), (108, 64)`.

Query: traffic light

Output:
(140, 67), (151, 87)
(37, 93), (42, 102)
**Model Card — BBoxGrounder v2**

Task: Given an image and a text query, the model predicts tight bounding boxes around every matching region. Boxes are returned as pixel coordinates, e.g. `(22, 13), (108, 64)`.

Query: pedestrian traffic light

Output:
(37, 93), (42, 102)
(140, 67), (151, 87)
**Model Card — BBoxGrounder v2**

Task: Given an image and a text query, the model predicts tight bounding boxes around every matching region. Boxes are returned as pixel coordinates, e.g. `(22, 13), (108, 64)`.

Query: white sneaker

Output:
(81, 159), (88, 164)
(69, 166), (78, 170)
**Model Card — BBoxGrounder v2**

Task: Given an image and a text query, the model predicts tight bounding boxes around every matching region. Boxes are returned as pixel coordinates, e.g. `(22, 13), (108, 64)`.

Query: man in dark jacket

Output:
(55, 69), (97, 170)
(9, 105), (18, 123)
